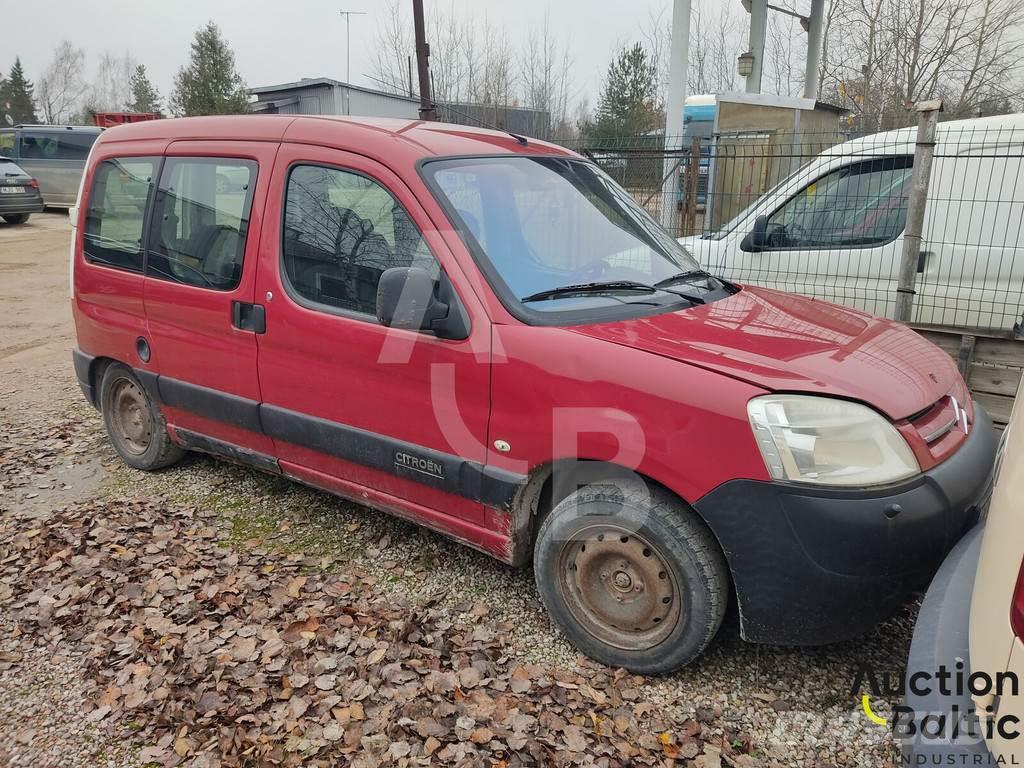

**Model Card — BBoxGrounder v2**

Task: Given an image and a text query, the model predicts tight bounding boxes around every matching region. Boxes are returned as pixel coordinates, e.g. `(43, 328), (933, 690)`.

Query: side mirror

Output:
(740, 214), (769, 252)
(376, 267), (469, 340)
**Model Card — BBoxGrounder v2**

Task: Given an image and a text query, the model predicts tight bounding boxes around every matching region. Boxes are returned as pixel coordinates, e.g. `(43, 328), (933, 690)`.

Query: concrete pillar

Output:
(660, 0), (691, 232)
(746, 0), (768, 94)
(803, 0), (826, 99)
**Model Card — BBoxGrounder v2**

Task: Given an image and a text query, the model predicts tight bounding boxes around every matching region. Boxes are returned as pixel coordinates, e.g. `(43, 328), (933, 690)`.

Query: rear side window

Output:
(21, 131), (96, 161)
(0, 131), (14, 157)
(83, 157), (158, 272)
(146, 158), (256, 291)
(282, 164), (438, 317)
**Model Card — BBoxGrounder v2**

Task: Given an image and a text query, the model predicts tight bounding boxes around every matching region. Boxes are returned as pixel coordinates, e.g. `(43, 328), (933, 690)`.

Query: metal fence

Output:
(566, 120), (1024, 335)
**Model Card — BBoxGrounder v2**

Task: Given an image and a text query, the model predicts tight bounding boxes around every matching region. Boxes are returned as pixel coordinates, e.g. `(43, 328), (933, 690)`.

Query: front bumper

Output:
(693, 407), (998, 645)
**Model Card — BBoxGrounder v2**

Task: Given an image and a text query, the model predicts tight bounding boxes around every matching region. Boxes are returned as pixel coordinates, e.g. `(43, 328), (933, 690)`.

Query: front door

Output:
(727, 155), (914, 319)
(142, 140), (278, 456)
(254, 143), (494, 533)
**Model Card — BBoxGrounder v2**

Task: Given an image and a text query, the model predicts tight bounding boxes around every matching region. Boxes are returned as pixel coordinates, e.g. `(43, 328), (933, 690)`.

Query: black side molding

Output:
(157, 376), (263, 434)
(173, 428), (281, 475)
(261, 404), (523, 510)
(71, 349), (526, 512)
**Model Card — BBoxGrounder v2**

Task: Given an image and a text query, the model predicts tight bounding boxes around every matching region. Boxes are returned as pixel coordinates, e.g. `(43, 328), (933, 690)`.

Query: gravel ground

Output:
(0, 394), (909, 767)
(0, 214), (910, 766)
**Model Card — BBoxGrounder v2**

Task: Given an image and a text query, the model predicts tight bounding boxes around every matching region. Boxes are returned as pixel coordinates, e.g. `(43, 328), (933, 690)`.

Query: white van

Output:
(681, 114), (1024, 332)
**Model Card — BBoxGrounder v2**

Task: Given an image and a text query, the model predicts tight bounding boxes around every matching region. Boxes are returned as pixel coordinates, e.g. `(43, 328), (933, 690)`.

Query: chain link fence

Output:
(566, 120), (1024, 335)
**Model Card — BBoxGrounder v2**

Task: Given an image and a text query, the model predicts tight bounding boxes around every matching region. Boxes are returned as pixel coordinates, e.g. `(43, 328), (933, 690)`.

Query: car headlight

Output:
(747, 395), (919, 486)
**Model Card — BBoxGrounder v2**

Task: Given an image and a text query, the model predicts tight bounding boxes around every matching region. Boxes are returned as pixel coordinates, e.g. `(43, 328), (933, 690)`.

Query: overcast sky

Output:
(5, 0), (673, 110)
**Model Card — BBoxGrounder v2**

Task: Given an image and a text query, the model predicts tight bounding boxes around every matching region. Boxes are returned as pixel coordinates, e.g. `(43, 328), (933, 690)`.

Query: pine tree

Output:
(591, 44), (661, 139)
(127, 64), (162, 113)
(1, 58), (39, 125)
(170, 22), (249, 116)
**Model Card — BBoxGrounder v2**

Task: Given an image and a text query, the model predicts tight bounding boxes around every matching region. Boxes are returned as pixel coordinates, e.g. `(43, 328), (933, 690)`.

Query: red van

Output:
(70, 116), (997, 673)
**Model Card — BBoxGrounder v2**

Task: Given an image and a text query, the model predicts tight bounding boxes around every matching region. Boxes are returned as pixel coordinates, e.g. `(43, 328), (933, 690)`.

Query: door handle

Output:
(232, 301), (266, 334)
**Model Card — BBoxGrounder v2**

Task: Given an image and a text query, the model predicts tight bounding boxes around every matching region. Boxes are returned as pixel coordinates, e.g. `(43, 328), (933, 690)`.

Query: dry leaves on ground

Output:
(0, 501), (762, 767)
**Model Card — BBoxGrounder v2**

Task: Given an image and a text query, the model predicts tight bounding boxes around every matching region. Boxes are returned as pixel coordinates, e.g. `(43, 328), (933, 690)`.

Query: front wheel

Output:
(99, 363), (185, 470)
(534, 479), (729, 674)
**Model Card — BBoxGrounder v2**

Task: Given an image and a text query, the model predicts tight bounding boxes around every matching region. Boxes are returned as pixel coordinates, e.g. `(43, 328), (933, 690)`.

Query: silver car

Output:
(0, 125), (101, 208)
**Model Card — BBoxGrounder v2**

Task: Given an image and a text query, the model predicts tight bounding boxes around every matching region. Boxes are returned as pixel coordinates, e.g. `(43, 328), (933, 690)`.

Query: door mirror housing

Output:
(740, 214), (769, 252)
(376, 267), (470, 340)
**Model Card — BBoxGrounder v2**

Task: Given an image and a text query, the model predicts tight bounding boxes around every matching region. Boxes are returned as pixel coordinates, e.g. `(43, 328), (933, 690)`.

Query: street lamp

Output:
(737, 51), (755, 79)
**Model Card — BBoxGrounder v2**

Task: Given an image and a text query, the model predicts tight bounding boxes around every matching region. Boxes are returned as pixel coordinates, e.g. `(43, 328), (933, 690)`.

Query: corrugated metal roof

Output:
(250, 77), (419, 104)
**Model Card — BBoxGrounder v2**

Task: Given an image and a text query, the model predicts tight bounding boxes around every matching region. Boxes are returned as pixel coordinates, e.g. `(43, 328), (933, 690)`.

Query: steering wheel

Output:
(774, 222), (808, 247)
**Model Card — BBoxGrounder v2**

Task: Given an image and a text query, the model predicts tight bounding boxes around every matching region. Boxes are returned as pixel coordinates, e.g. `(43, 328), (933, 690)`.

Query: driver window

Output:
(282, 165), (439, 317)
(766, 156), (913, 249)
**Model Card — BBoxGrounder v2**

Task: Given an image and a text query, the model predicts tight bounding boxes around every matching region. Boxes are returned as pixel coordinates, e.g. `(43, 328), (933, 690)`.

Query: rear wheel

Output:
(99, 363), (184, 470)
(534, 479), (728, 674)
(2, 214), (29, 225)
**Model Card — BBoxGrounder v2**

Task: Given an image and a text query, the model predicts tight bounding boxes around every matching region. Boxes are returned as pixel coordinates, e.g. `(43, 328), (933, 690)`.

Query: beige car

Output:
(903, 381), (1022, 762)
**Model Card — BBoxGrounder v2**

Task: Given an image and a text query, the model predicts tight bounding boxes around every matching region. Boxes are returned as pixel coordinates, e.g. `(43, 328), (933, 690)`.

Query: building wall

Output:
(344, 88), (419, 119)
(252, 85), (336, 115)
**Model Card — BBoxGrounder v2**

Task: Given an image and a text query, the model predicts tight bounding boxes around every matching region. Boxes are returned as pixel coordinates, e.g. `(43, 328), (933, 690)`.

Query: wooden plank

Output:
(973, 392), (1015, 424)
(973, 337), (1024, 368)
(910, 323), (1019, 341)
(968, 364), (1022, 397)
(956, 334), (976, 378)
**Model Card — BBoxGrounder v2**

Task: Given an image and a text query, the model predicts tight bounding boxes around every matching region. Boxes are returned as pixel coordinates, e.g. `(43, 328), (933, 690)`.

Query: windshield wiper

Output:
(520, 280), (704, 305)
(655, 269), (712, 288)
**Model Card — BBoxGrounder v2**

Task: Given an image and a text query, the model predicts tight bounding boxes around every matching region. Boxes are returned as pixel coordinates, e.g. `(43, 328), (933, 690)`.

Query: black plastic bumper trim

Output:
(693, 407), (998, 645)
(72, 349), (98, 408)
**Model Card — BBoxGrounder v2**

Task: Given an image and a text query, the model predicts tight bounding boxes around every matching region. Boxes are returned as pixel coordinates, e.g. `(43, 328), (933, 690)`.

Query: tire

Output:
(2, 214), (29, 225)
(534, 479), (729, 674)
(99, 363), (185, 471)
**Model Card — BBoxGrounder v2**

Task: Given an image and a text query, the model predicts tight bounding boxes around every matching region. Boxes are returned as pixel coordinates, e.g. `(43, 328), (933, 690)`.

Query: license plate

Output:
(0, 187), (23, 194)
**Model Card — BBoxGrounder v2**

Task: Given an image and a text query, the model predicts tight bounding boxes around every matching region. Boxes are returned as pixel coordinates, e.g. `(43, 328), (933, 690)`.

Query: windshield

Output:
(423, 156), (707, 318)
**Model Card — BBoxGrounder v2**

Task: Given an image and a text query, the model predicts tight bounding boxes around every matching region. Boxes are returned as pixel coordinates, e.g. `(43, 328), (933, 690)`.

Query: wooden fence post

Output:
(895, 99), (942, 322)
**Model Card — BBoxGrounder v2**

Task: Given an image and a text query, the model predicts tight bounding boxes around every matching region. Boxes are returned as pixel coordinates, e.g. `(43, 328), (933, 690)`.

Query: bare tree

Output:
(689, 2), (745, 95)
(370, 0), (414, 94)
(37, 41), (85, 124)
(953, 0), (1024, 115)
(428, 2), (471, 104)
(641, 5), (671, 106)
(521, 13), (574, 132)
(820, 0), (1024, 130)
(87, 51), (137, 113)
(765, 8), (805, 96)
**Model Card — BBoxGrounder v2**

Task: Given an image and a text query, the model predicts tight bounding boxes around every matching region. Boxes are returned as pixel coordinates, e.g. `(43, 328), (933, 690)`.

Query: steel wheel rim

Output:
(557, 524), (682, 651)
(110, 378), (153, 456)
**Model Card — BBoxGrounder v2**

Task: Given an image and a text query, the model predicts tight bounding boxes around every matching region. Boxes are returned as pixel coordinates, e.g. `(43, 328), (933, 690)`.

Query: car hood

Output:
(567, 285), (958, 421)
